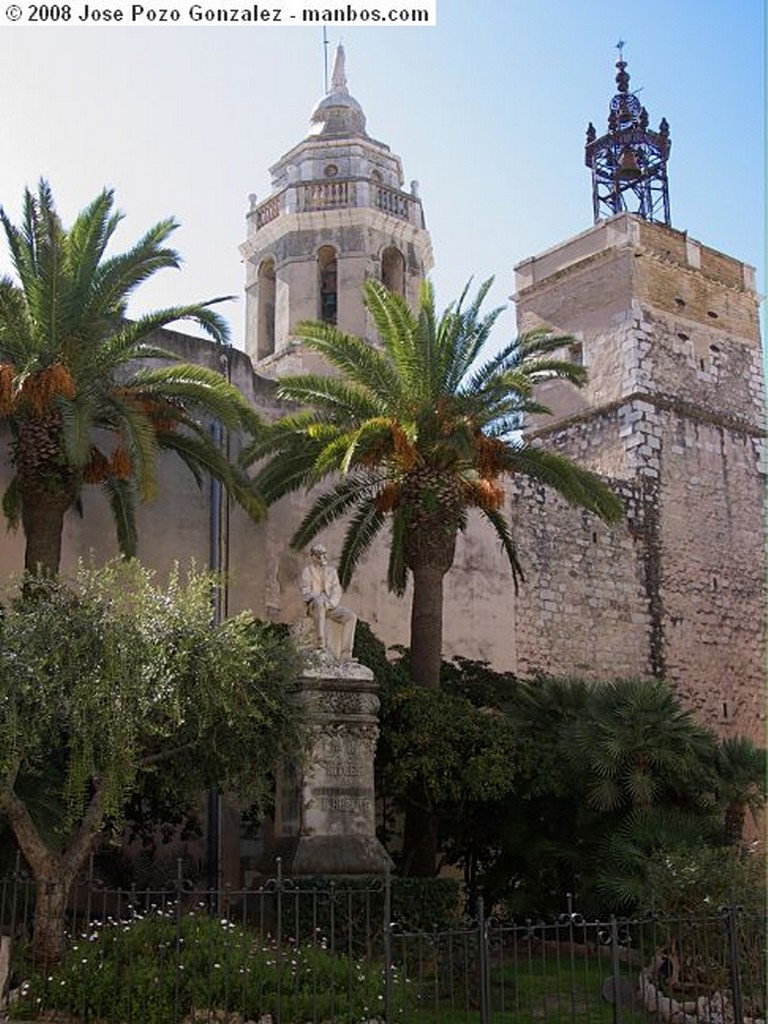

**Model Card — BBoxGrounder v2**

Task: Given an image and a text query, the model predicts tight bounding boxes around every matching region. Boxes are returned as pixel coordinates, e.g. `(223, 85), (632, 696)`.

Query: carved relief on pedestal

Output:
(266, 662), (390, 873)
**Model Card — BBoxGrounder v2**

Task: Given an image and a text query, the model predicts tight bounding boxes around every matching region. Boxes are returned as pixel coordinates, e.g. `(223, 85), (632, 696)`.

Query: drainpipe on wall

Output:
(206, 348), (231, 902)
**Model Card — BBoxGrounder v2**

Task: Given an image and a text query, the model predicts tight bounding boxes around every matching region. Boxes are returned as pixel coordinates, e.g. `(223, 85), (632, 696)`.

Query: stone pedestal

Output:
(263, 656), (392, 875)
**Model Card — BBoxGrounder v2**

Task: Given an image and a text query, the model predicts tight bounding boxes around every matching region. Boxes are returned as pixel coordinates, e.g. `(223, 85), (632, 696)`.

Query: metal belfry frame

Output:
(585, 49), (671, 226)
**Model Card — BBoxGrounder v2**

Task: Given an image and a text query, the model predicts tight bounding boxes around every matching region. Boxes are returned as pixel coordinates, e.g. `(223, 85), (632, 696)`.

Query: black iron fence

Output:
(0, 861), (765, 1024)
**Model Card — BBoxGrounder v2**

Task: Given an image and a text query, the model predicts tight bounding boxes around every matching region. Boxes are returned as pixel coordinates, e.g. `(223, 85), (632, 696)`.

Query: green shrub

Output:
(15, 909), (408, 1022)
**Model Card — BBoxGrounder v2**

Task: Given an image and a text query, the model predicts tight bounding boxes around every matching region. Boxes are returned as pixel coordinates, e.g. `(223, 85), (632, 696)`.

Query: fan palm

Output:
(244, 279), (623, 875)
(572, 678), (717, 813)
(0, 180), (263, 575)
(712, 736), (766, 844)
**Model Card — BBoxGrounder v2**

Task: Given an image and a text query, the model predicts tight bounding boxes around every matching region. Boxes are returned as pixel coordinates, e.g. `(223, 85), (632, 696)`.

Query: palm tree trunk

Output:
(20, 484), (70, 576)
(723, 800), (746, 845)
(409, 564), (445, 692)
(402, 563), (446, 875)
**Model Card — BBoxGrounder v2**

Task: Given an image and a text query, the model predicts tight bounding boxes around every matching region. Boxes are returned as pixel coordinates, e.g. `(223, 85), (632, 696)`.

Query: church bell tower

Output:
(585, 42), (671, 226)
(511, 49), (765, 742)
(240, 45), (433, 377)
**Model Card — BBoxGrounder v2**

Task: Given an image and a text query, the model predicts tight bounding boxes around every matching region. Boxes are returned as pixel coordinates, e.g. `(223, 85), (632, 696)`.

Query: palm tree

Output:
(0, 181), (263, 575)
(712, 736), (766, 844)
(244, 278), (623, 874)
(571, 678), (717, 813)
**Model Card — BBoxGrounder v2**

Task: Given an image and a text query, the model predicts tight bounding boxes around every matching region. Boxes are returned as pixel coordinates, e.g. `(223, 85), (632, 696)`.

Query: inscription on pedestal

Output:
(269, 660), (391, 874)
(323, 761), (364, 778)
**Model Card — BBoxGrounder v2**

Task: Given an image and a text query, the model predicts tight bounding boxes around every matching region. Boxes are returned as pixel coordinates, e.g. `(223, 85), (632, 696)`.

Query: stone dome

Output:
(308, 45), (368, 138)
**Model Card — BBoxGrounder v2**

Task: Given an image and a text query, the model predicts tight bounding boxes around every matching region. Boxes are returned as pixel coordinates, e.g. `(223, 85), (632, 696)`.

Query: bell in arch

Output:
(617, 146), (642, 180)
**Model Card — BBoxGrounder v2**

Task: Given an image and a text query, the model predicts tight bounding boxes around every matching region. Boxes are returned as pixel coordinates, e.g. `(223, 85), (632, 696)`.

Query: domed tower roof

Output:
(309, 44), (368, 138)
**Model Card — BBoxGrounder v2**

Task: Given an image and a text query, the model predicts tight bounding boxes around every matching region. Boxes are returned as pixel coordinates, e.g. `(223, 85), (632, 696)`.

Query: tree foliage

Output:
(244, 277), (623, 687)
(361, 626), (765, 917)
(0, 560), (302, 962)
(0, 180), (262, 575)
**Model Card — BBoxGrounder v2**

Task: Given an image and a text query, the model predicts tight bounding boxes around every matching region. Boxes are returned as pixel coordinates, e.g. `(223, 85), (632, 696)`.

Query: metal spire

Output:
(330, 44), (348, 94)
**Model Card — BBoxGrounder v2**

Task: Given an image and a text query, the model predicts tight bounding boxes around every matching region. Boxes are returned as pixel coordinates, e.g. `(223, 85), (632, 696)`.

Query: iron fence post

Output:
(383, 866), (393, 1023)
(275, 857), (283, 1024)
(478, 895), (491, 1024)
(724, 904), (745, 1024)
(174, 857), (183, 1024)
(610, 915), (622, 1024)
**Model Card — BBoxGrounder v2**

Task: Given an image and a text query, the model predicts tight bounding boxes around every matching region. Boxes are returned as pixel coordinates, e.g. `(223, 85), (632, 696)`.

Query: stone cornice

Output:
(525, 391), (766, 441)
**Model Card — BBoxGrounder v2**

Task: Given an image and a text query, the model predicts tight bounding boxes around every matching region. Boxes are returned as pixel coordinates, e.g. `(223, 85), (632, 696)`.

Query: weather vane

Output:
(616, 39), (626, 59)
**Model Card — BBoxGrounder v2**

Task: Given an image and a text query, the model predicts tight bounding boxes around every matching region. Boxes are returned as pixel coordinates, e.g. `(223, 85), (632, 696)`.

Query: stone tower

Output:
(240, 45), (433, 377)
(510, 57), (765, 742)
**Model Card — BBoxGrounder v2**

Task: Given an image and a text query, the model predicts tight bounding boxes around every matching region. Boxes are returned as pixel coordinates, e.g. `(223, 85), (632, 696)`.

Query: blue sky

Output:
(0, 0), (764, 350)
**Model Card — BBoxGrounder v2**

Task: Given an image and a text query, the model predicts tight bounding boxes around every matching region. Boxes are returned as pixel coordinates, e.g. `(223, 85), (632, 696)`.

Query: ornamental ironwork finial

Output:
(585, 46), (672, 225)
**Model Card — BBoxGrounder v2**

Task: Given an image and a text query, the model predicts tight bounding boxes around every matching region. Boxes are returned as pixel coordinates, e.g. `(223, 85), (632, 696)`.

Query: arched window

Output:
(381, 246), (405, 296)
(318, 246), (338, 324)
(256, 258), (276, 360)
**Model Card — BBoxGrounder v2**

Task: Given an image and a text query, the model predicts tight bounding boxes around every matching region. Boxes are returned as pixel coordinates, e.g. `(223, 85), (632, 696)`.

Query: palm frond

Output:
(97, 391), (159, 501)
(59, 395), (95, 469)
(290, 473), (383, 551)
(276, 374), (382, 421)
(83, 216), (180, 318)
(337, 498), (387, 589)
(0, 277), (33, 364)
(504, 445), (624, 524)
(124, 364), (256, 431)
(387, 508), (408, 596)
(239, 410), (336, 466)
(294, 319), (406, 410)
(112, 300), (232, 348)
(157, 430), (265, 522)
(2, 475), (21, 531)
(102, 476), (138, 557)
(476, 504), (524, 591)
(362, 280), (419, 380)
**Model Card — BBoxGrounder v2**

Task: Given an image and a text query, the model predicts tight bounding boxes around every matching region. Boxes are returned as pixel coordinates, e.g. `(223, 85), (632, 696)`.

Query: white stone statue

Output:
(299, 544), (357, 660)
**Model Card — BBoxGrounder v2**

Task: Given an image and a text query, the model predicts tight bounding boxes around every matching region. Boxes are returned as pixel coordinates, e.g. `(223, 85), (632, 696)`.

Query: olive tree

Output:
(0, 561), (301, 965)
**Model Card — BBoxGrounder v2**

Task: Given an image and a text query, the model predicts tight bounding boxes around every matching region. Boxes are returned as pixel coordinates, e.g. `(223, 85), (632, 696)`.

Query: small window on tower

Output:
(324, 164), (339, 178)
(256, 258), (276, 360)
(569, 342), (584, 366)
(318, 246), (338, 325)
(381, 246), (405, 296)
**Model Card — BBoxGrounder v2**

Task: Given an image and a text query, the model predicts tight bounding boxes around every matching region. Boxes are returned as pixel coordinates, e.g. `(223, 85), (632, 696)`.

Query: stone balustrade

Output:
(249, 177), (421, 230)
(300, 179), (355, 211)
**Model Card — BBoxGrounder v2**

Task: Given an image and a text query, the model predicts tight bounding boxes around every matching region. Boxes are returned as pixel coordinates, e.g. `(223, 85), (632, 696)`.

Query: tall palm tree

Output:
(244, 278), (623, 874)
(0, 181), (263, 575)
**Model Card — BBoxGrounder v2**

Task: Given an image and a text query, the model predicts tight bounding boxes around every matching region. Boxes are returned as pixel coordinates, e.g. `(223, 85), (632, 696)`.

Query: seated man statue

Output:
(299, 544), (357, 659)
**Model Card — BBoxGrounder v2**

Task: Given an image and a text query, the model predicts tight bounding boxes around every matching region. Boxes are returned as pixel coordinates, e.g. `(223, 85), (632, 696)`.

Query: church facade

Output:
(0, 48), (763, 746)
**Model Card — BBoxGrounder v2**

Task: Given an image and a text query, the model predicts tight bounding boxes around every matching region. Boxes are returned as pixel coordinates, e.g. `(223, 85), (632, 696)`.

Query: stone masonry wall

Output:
(511, 477), (652, 681)
(656, 412), (765, 743)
